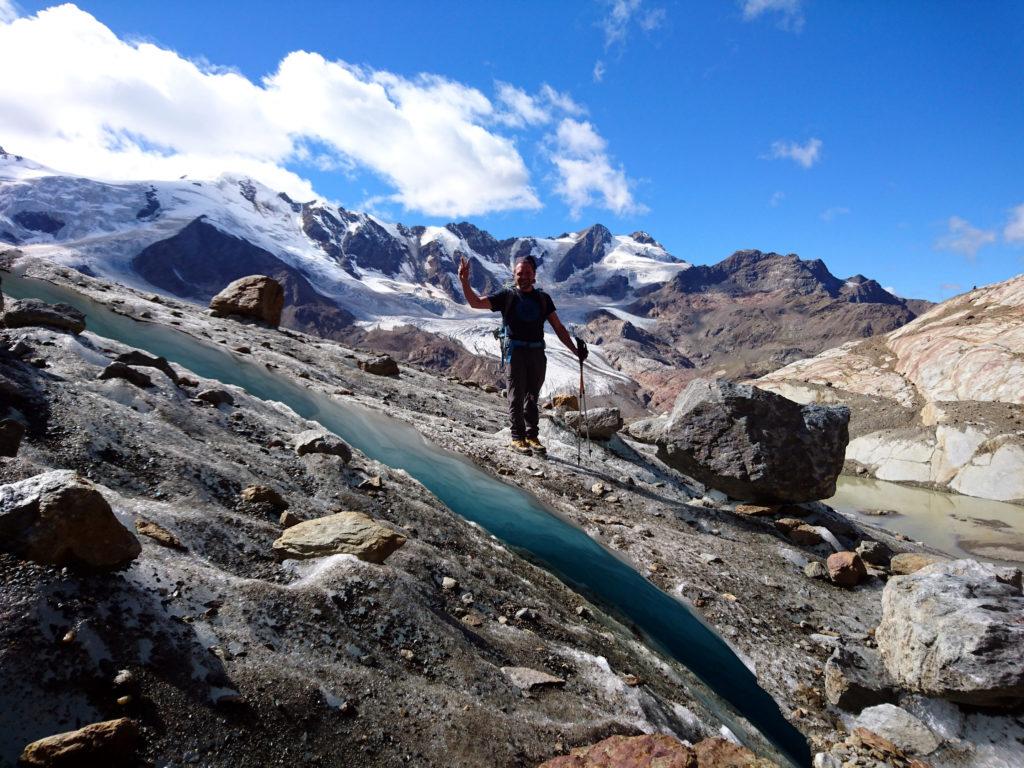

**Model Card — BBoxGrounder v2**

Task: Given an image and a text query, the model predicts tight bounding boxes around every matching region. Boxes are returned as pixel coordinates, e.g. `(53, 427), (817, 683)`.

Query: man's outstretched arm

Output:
(547, 311), (582, 358)
(458, 257), (491, 310)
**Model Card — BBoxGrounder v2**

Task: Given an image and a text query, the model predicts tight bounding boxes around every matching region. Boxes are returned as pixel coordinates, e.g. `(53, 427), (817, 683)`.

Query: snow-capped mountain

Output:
(0, 149), (926, 406)
(0, 149), (692, 398)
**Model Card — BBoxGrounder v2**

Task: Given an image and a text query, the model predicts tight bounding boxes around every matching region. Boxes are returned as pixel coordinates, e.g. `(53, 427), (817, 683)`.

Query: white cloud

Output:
(820, 206), (850, 222)
(550, 118), (644, 217)
(769, 190), (785, 207)
(0, 5), (556, 217)
(935, 216), (996, 259)
(0, 0), (18, 23)
(741, 0), (804, 32)
(601, 0), (665, 48)
(539, 84), (585, 117)
(768, 137), (822, 168)
(639, 7), (667, 32)
(1004, 203), (1024, 244)
(593, 60), (606, 83)
(495, 82), (550, 127)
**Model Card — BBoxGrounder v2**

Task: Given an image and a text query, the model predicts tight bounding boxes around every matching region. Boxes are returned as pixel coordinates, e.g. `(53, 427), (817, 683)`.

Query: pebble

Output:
(515, 607), (534, 620)
(441, 576), (458, 591)
(700, 552), (722, 564)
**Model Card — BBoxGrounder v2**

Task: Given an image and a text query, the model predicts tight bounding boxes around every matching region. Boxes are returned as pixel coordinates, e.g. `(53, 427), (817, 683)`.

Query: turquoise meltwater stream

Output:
(4, 273), (811, 767)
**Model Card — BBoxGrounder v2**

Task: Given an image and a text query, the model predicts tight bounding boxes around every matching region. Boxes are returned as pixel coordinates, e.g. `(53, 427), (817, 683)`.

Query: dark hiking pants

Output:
(508, 347), (546, 440)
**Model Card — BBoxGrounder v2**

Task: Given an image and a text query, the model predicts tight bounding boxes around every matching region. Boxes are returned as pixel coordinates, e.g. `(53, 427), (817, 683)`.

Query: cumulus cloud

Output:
(935, 216), (996, 259)
(741, 0), (804, 32)
(1004, 203), (1024, 244)
(0, 5), (633, 218)
(495, 82), (551, 128)
(551, 118), (644, 217)
(820, 206), (850, 222)
(768, 137), (822, 168)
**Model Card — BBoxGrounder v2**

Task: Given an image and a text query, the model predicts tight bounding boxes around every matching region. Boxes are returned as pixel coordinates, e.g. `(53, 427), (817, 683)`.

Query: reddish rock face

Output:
(209, 275), (284, 327)
(537, 734), (778, 768)
(828, 551), (868, 586)
(538, 733), (697, 768)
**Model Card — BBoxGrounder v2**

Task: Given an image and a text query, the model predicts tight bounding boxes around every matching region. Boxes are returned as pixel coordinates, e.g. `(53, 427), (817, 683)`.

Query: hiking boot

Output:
(525, 437), (547, 454)
(510, 439), (532, 454)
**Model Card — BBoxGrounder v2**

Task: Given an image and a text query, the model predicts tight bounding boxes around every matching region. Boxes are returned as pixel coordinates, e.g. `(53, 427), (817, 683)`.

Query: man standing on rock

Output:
(459, 254), (585, 454)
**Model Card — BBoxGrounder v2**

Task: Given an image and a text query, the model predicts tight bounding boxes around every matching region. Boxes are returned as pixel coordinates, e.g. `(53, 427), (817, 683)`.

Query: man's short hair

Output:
(515, 254), (537, 271)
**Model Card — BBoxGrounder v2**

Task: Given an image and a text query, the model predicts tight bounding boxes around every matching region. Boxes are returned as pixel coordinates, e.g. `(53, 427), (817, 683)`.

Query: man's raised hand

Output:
(458, 255), (470, 282)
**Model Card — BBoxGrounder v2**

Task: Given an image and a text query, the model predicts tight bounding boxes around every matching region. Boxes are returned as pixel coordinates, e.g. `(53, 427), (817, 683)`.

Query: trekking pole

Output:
(574, 336), (591, 464)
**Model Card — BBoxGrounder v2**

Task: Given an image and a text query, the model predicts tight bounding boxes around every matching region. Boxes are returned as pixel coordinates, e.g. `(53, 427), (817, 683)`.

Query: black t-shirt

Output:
(487, 288), (556, 343)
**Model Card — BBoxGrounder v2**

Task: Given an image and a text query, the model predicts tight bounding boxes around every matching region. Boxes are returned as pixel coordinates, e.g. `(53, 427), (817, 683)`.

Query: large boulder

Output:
(875, 559), (1024, 707)
(631, 379), (849, 502)
(271, 511), (406, 563)
(19, 717), (140, 767)
(2, 298), (86, 334)
(562, 407), (623, 440)
(209, 275), (284, 327)
(0, 471), (141, 569)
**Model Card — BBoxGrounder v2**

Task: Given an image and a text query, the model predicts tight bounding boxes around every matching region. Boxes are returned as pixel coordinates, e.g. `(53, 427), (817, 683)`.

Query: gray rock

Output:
(853, 703), (940, 755)
(97, 362), (153, 388)
(2, 298), (86, 333)
(294, 430), (352, 463)
(562, 407), (624, 440)
(804, 561), (829, 580)
(623, 414), (666, 444)
(0, 470), (141, 569)
(500, 666), (565, 691)
(824, 645), (894, 711)
(631, 379), (849, 503)
(209, 275), (284, 327)
(876, 558), (1024, 707)
(856, 539), (892, 567)
(271, 511), (406, 563)
(0, 417), (25, 457)
(196, 388), (234, 407)
(114, 350), (179, 383)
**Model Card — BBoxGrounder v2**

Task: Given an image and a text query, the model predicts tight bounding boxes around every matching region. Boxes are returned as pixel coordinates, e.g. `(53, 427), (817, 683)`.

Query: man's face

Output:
(514, 261), (536, 290)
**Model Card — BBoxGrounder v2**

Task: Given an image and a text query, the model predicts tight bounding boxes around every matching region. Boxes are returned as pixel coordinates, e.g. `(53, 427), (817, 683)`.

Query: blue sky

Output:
(2, 0), (1022, 301)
